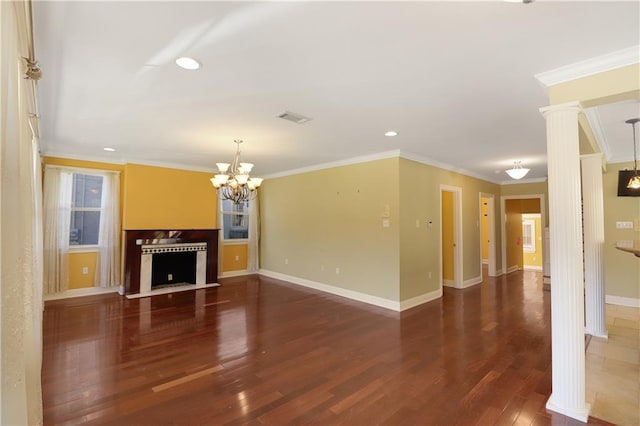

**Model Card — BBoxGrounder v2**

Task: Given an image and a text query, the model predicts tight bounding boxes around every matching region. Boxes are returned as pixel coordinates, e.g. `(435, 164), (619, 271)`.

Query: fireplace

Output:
(123, 229), (219, 295)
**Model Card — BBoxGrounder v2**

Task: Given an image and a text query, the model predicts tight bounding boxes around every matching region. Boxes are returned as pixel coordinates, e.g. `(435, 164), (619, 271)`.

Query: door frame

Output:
(479, 193), (497, 278)
(440, 185), (463, 289)
(500, 194), (545, 276)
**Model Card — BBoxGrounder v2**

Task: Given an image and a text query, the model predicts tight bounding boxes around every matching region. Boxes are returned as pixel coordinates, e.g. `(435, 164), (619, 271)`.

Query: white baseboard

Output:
(507, 265), (519, 274)
(443, 276), (481, 289)
(44, 286), (121, 301)
(399, 288), (442, 311)
(523, 265), (543, 271)
(462, 275), (482, 288)
(258, 269), (440, 312)
(219, 269), (250, 278)
(605, 295), (640, 308)
(443, 279), (455, 288)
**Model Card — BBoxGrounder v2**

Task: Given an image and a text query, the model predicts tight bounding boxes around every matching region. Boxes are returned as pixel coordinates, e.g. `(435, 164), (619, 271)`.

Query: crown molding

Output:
(264, 149), (504, 185)
(42, 150), (216, 174)
(398, 151), (503, 184)
(535, 45), (640, 88)
(499, 177), (548, 186)
(262, 150), (402, 179)
(583, 108), (612, 161)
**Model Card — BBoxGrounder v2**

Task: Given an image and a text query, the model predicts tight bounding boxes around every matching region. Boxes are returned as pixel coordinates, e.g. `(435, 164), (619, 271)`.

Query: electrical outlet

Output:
(168, 273), (173, 281)
(335, 267), (340, 275)
(428, 271), (432, 279)
(616, 221), (634, 229)
(415, 219), (420, 228)
(285, 258), (288, 265)
(82, 267), (88, 275)
(235, 255), (239, 261)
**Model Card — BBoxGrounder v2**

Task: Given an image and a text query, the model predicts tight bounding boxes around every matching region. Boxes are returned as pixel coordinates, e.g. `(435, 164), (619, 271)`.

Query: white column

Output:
(540, 101), (590, 422)
(581, 153), (608, 339)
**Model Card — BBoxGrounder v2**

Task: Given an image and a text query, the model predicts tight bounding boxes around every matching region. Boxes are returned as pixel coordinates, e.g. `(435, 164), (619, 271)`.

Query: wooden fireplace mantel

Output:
(123, 229), (219, 295)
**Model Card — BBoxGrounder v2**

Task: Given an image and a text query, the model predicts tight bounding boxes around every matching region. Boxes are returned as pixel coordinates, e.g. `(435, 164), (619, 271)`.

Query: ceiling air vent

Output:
(277, 111), (312, 124)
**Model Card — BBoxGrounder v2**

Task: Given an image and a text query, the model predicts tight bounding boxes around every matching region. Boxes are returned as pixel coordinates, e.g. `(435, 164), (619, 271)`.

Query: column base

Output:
(585, 328), (609, 340)
(546, 395), (591, 423)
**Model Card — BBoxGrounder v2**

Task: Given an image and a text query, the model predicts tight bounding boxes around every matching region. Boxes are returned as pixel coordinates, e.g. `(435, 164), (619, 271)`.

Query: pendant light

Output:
(625, 118), (640, 190)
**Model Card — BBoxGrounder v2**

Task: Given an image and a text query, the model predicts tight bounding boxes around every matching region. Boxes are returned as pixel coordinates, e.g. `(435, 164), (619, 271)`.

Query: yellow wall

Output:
(481, 198), (489, 262)
(44, 157), (125, 288)
(522, 215), (543, 269)
(222, 244), (248, 272)
(67, 251), (98, 289)
(603, 162), (640, 300)
(500, 181), (548, 226)
(549, 64), (640, 108)
(260, 155), (504, 304)
(122, 163), (216, 230)
(505, 199), (523, 271)
(441, 191), (454, 281)
(398, 158), (501, 298)
(43, 158), (224, 288)
(261, 158), (401, 301)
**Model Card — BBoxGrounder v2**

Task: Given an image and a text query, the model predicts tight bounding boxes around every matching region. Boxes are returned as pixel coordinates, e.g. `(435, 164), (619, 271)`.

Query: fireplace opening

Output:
(151, 251), (197, 289)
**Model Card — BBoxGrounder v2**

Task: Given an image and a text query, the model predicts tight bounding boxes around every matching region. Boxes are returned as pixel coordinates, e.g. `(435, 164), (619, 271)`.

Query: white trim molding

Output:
(535, 45), (640, 87)
(462, 276), (482, 288)
(44, 286), (120, 301)
(258, 269), (441, 312)
(219, 270), (250, 278)
(605, 295), (640, 308)
(264, 149), (505, 185)
(523, 265), (543, 271)
(399, 289), (442, 311)
(507, 265), (519, 274)
(583, 109), (612, 162)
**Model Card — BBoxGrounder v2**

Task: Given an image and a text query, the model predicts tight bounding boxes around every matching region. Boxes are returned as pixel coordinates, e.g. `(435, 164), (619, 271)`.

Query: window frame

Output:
(522, 219), (536, 253)
(69, 172), (104, 248)
(219, 199), (250, 242)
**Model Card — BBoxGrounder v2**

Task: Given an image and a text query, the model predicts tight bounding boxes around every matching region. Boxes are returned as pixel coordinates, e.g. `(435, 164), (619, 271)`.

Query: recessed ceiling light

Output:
(385, 131), (398, 137)
(175, 57), (201, 70)
(103, 147), (116, 152)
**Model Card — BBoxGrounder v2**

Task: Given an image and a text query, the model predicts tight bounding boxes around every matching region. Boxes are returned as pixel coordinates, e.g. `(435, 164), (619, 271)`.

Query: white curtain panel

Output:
(0, 1), (44, 424)
(42, 166), (72, 294)
(247, 193), (260, 272)
(95, 171), (121, 288)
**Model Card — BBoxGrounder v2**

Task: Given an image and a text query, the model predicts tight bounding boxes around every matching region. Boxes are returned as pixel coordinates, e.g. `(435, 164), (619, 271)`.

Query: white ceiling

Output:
(33, 1), (640, 184)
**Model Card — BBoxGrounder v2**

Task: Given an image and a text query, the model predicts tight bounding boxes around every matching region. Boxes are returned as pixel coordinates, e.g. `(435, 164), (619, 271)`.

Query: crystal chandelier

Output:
(625, 118), (640, 190)
(505, 160), (530, 180)
(210, 140), (263, 204)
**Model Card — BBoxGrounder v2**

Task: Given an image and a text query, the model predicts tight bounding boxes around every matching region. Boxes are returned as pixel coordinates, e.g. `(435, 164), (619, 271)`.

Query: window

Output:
(221, 199), (249, 240)
(70, 173), (104, 245)
(522, 219), (535, 253)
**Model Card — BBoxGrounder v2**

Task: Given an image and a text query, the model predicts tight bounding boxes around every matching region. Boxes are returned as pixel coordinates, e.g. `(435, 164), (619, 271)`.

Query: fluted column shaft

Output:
(540, 101), (590, 422)
(581, 153), (608, 339)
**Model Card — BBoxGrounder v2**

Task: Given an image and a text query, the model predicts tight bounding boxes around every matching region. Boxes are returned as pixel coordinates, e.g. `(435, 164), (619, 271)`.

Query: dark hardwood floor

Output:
(42, 271), (611, 425)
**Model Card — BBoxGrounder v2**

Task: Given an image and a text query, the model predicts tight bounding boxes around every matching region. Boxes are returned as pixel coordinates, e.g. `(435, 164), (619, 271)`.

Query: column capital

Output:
(540, 101), (583, 117)
(580, 153), (607, 172)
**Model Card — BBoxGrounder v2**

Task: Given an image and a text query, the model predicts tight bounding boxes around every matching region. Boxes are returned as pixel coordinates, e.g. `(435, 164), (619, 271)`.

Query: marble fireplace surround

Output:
(123, 229), (219, 298)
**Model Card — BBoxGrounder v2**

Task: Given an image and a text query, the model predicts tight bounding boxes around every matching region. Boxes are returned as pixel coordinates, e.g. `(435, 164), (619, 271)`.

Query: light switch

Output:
(382, 219), (390, 228)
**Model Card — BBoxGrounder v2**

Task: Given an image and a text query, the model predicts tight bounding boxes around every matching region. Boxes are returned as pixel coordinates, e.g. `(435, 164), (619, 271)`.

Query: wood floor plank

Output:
(42, 271), (609, 425)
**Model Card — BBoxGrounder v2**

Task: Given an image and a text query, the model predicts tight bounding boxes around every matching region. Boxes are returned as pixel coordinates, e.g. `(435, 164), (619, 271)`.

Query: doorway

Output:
(479, 193), (496, 278)
(441, 185), (462, 288)
(500, 195), (545, 275)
